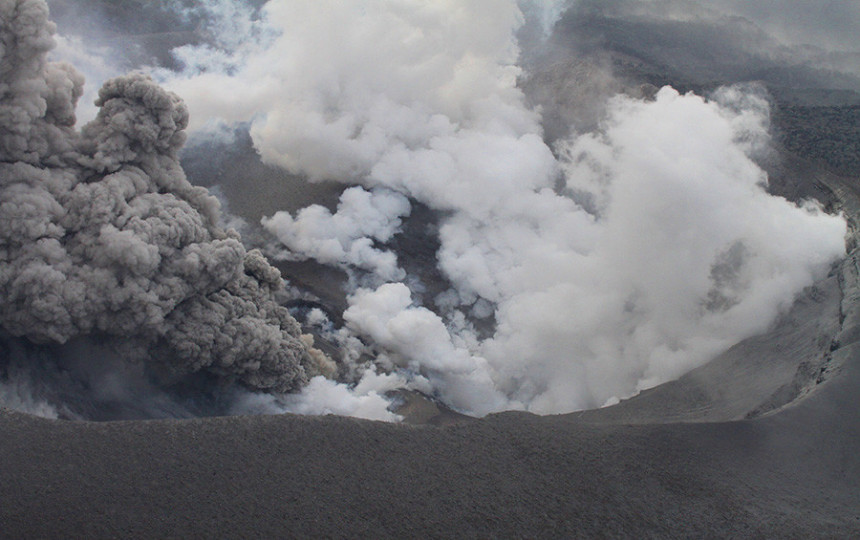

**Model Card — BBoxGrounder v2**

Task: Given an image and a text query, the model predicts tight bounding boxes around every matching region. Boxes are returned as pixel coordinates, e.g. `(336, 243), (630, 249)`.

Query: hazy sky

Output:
(707, 0), (860, 52)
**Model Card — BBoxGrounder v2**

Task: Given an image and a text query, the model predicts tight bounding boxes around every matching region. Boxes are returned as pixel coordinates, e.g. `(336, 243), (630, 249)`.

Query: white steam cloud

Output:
(156, 0), (847, 416)
(262, 187), (411, 281)
(231, 367), (407, 422)
(0, 375), (58, 419)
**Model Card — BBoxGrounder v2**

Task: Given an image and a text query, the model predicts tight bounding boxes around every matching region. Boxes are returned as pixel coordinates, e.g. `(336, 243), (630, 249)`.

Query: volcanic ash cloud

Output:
(0, 0), (330, 398)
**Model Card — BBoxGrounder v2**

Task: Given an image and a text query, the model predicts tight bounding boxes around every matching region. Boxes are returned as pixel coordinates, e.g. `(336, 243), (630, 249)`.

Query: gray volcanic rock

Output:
(1, 340), (859, 537)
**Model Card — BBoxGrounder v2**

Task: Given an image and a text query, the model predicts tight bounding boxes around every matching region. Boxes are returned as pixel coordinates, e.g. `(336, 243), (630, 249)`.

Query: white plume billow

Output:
(162, 0), (847, 416)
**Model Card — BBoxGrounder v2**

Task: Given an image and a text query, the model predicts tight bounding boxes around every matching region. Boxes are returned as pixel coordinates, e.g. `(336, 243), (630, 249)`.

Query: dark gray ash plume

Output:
(0, 0), (329, 396)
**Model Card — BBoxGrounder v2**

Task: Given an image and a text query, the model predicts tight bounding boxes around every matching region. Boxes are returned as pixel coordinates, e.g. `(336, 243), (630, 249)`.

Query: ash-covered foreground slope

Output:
(2, 168), (859, 536)
(1, 318), (859, 538)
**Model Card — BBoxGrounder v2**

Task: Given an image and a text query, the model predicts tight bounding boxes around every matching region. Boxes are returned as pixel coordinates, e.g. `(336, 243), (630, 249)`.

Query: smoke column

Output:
(0, 0), (335, 418)
(159, 0), (846, 416)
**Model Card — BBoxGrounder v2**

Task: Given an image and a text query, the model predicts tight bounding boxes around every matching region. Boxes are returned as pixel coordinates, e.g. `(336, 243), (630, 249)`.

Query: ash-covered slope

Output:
(1, 286), (859, 537)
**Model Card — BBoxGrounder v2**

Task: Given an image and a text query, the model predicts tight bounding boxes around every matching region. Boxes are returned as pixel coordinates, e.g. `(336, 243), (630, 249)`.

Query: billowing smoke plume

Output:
(2, 0), (850, 420)
(0, 0), (331, 416)
(263, 186), (411, 282)
(158, 0), (847, 416)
